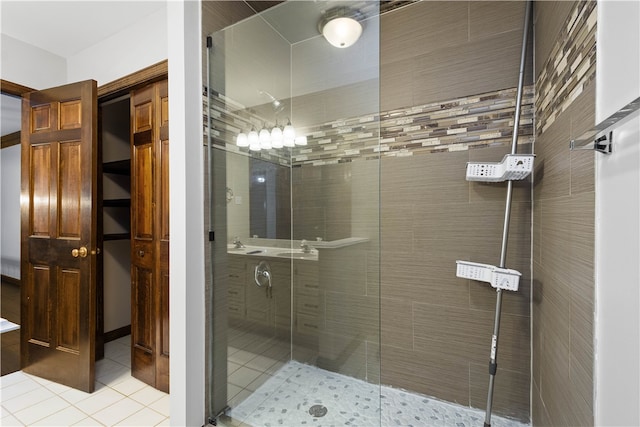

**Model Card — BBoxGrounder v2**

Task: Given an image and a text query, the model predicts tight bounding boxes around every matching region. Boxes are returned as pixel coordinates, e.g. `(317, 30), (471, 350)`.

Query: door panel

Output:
(28, 266), (51, 344)
(21, 80), (97, 393)
(130, 80), (169, 392)
(156, 80), (169, 392)
(132, 140), (154, 240)
(58, 141), (82, 238)
(57, 268), (81, 352)
(131, 86), (156, 386)
(30, 144), (52, 236)
(132, 265), (155, 385)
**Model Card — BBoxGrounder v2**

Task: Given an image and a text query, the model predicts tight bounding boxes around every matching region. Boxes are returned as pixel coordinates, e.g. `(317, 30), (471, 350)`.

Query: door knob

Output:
(138, 250), (145, 257)
(72, 246), (88, 258)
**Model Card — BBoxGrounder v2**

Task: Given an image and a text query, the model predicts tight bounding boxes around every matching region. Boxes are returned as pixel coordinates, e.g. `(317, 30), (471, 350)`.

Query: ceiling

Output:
(0, 1), (166, 136)
(1, 1), (166, 58)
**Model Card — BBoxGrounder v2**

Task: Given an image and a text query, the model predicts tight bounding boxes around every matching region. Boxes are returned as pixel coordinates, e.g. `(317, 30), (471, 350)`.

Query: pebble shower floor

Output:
(223, 361), (529, 427)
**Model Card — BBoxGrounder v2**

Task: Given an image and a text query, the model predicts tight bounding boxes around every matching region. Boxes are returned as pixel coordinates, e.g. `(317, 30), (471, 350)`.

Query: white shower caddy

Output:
(455, 260), (521, 292)
(465, 154), (535, 183)
(455, 154), (534, 292)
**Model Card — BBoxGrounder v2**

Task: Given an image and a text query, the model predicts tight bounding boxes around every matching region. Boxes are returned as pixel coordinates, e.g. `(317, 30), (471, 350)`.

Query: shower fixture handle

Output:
(254, 260), (273, 298)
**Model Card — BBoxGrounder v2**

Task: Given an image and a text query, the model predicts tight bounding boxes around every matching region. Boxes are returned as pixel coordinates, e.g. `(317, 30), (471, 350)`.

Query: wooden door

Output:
(130, 80), (169, 392)
(20, 80), (98, 393)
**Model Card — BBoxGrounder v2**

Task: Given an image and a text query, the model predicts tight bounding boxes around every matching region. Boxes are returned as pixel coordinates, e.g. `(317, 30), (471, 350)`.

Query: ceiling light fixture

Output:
(318, 7), (363, 49)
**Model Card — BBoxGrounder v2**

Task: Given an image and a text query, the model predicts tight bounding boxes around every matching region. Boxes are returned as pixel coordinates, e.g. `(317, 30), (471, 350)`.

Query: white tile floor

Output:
(0, 336), (169, 426)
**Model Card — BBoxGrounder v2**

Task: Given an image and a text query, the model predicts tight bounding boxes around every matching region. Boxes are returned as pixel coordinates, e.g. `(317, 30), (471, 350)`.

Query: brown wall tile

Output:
(380, 59), (414, 112)
(381, 344), (470, 406)
(380, 1), (469, 66)
(380, 247), (470, 307)
(380, 297), (413, 350)
(412, 30), (532, 107)
(532, 380), (551, 426)
(470, 363), (530, 422)
(534, 1), (577, 79)
(381, 152), (470, 205)
(413, 303), (529, 374)
(569, 84), (597, 195)
(533, 115), (572, 201)
(469, 1), (526, 41)
(380, 1), (532, 111)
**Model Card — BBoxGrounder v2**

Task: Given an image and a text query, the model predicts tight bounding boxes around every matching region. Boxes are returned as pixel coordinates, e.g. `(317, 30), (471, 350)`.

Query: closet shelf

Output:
(103, 233), (131, 241)
(103, 159), (131, 175)
(103, 198), (131, 207)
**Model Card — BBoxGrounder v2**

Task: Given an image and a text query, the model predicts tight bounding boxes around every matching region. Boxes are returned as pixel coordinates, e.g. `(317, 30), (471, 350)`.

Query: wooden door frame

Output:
(1, 59), (167, 103)
(97, 60), (168, 101)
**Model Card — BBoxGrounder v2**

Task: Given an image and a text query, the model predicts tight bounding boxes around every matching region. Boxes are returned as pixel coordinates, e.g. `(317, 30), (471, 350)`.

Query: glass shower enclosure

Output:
(204, 2), (381, 425)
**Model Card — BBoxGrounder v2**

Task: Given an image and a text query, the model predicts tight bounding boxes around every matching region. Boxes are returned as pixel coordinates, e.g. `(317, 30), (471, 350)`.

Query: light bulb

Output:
(236, 132), (249, 147)
(271, 126), (284, 148)
(259, 128), (272, 149)
(283, 122), (296, 140)
(249, 143), (261, 151)
(295, 136), (308, 146)
(271, 126), (283, 142)
(248, 129), (259, 146)
(283, 138), (295, 148)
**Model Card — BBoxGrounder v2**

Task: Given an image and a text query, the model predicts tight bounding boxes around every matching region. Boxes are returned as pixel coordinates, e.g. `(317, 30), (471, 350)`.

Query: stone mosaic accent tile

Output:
(535, 0), (597, 134)
(204, 85), (534, 168)
(224, 361), (530, 427)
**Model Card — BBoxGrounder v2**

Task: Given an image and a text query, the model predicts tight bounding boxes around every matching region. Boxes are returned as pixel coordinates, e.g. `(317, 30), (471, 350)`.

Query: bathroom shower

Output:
(204, 1), (534, 426)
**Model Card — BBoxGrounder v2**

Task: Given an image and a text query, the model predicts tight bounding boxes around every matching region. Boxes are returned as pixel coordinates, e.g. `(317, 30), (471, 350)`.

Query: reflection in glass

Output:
(205, 2), (380, 426)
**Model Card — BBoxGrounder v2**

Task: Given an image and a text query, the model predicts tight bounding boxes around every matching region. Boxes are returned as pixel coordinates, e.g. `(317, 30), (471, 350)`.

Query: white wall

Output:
(595, 2), (640, 425)
(0, 93), (21, 279)
(0, 144), (21, 278)
(0, 34), (67, 89)
(168, 1), (205, 425)
(595, 1), (640, 122)
(67, 7), (167, 85)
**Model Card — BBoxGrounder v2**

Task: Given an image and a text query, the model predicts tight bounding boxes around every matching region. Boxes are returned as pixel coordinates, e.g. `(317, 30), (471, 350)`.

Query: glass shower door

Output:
(205, 2), (380, 425)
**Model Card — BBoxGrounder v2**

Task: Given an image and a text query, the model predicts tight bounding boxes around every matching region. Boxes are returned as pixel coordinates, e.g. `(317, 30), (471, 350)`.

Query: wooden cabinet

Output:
(130, 80), (170, 393)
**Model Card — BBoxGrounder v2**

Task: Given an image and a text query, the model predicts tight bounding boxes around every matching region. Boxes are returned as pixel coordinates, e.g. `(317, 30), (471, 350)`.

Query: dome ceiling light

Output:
(318, 7), (363, 48)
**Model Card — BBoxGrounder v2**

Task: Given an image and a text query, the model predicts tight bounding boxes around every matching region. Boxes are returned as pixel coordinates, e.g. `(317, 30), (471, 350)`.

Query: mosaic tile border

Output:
(535, 0), (597, 135)
(204, 85), (534, 167)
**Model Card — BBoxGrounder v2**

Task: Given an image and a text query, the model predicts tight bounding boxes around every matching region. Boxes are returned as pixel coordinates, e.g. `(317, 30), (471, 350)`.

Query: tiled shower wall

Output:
(532, 1), (596, 426)
(376, 2), (532, 422)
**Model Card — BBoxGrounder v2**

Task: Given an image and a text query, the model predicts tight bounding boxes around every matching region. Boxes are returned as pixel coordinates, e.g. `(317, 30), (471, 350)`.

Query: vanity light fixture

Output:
(235, 119), (307, 151)
(318, 7), (363, 48)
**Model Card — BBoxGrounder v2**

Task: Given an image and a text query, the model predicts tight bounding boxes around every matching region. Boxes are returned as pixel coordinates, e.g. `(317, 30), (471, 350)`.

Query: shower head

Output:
(259, 90), (286, 114)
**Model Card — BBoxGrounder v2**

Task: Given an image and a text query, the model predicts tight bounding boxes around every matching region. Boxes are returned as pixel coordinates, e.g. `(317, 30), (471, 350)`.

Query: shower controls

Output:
(465, 154), (535, 182)
(455, 260), (521, 291)
(254, 260), (273, 298)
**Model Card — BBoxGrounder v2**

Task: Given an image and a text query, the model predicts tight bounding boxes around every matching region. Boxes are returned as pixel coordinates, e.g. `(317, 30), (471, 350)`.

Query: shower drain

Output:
(308, 405), (328, 418)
